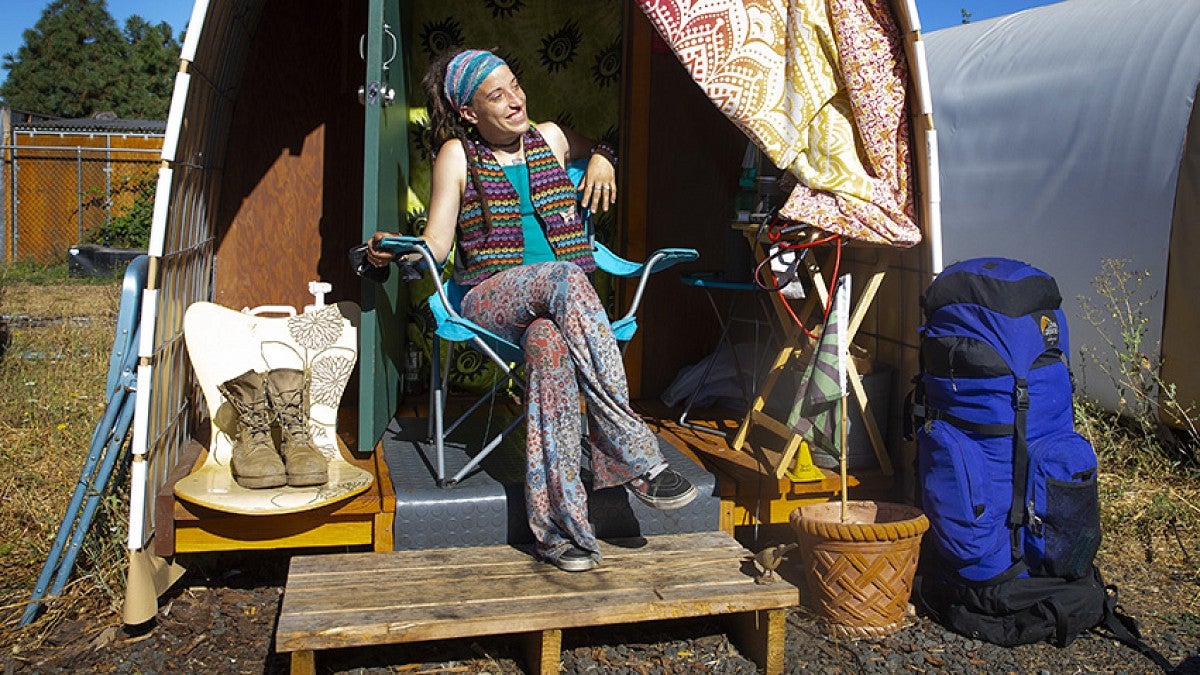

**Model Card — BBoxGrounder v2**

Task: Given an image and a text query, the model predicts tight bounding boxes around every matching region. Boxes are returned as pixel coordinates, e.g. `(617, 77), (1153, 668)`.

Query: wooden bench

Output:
(275, 531), (799, 674)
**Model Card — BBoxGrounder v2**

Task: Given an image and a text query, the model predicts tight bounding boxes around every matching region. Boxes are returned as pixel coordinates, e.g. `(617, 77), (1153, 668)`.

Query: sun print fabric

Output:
(637, 0), (919, 246)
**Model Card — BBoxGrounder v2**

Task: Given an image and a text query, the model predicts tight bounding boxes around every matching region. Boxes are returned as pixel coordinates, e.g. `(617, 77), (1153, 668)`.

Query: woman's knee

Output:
(523, 318), (570, 368)
(543, 263), (601, 307)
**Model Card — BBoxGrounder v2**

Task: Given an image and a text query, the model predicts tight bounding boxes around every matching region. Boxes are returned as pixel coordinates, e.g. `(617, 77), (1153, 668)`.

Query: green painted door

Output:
(358, 0), (409, 452)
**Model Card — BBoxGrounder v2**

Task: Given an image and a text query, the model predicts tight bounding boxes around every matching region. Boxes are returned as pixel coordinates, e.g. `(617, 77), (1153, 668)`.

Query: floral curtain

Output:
(636, 0), (919, 246)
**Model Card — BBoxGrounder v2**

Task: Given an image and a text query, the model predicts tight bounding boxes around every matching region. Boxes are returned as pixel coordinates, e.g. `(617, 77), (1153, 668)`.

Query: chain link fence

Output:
(2, 143), (161, 265)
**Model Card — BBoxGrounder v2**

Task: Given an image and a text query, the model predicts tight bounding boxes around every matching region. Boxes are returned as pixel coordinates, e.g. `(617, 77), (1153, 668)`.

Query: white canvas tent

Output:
(924, 0), (1200, 410)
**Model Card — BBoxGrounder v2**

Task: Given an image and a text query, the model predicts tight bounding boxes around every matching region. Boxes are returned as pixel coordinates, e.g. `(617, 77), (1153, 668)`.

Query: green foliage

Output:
(1, 260), (72, 284)
(83, 173), (154, 249)
(0, 260), (118, 285)
(0, 0), (180, 119)
(1075, 258), (1200, 475)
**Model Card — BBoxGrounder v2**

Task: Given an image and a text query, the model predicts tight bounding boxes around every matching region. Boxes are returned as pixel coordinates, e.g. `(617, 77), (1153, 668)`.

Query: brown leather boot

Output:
(265, 368), (329, 487)
(217, 370), (286, 489)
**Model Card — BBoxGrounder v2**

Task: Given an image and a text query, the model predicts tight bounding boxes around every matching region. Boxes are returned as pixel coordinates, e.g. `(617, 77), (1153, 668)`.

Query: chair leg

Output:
(678, 292), (743, 436)
(433, 338), (448, 485)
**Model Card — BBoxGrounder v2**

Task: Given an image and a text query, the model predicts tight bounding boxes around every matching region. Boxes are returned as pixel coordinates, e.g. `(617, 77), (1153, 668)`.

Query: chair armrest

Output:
(593, 242), (699, 277)
(593, 242), (700, 328)
(376, 236), (462, 319)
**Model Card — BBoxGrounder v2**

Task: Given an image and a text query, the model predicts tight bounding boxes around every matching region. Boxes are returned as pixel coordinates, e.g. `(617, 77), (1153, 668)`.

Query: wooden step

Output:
(276, 531), (799, 674)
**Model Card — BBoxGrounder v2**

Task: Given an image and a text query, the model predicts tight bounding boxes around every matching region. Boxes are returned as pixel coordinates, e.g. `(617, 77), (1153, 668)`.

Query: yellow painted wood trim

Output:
(173, 520), (374, 553)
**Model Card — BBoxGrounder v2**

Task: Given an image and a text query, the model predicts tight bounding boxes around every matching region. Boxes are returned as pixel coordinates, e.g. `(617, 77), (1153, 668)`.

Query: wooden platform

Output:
(275, 531), (799, 674)
(156, 435), (395, 555)
(635, 400), (894, 528)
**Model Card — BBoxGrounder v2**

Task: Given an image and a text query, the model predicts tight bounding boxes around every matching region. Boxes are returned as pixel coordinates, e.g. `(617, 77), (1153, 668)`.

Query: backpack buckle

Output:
(1028, 500), (1044, 536)
(1013, 381), (1029, 411)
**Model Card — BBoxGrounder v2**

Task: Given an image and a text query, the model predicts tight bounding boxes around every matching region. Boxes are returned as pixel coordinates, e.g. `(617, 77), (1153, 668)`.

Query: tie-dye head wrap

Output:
(443, 49), (507, 109)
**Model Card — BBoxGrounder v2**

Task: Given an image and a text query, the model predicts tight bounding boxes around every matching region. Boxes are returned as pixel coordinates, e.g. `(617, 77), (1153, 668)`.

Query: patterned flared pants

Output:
(460, 262), (664, 564)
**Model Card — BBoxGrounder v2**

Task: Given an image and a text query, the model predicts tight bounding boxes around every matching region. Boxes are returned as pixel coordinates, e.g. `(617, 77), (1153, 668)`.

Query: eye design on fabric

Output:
(538, 20), (582, 73)
(484, 0), (525, 19)
(409, 118), (432, 161)
(592, 38), (621, 88)
(454, 349), (485, 377)
(418, 17), (464, 59)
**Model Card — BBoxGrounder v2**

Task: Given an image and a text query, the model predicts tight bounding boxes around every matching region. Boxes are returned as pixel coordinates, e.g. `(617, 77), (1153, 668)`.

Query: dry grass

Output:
(0, 275), (125, 638)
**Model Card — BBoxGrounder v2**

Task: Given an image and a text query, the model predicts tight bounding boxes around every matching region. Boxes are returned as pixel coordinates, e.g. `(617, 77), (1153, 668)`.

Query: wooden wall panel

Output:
(639, 50), (748, 396)
(213, 0), (366, 313)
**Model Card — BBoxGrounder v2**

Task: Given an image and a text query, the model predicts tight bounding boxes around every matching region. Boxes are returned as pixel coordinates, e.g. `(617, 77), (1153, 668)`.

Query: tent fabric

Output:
(924, 0), (1200, 409)
(637, 0), (919, 246)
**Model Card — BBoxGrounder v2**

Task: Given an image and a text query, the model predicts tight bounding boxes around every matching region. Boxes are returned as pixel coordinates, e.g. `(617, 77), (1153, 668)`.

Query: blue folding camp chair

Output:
(378, 174), (697, 486)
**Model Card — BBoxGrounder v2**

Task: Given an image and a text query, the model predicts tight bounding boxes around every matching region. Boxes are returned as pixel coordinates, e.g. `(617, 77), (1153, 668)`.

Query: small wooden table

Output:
(275, 531), (799, 674)
(731, 224), (894, 478)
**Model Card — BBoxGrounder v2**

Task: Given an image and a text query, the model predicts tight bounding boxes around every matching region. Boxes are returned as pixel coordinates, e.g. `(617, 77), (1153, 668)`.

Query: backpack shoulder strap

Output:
(1009, 376), (1029, 560)
(1095, 570), (1175, 671)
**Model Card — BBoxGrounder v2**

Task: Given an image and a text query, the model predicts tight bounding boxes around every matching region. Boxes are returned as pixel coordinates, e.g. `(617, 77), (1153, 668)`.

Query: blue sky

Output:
(0, 0), (1061, 91)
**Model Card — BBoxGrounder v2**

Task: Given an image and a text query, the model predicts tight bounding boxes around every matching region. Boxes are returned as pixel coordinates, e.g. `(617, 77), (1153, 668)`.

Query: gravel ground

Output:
(5, 533), (1198, 674)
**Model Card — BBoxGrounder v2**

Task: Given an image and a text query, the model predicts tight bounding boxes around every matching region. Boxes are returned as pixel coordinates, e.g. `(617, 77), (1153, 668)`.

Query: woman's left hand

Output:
(580, 153), (617, 213)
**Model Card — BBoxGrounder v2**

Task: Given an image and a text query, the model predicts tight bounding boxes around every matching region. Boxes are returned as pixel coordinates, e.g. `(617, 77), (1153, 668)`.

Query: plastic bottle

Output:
(735, 143), (758, 222)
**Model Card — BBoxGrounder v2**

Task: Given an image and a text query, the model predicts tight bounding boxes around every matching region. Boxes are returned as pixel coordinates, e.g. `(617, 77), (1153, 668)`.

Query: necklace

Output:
(489, 137), (521, 152)
(488, 139), (524, 165)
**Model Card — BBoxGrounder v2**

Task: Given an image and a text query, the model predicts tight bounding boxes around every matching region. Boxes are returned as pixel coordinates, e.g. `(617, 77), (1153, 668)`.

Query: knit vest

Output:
(454, 126), (596, 285)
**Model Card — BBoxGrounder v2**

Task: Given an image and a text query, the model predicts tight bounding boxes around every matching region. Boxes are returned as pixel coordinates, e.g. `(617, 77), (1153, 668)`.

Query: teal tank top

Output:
(502, 163), (556, 266)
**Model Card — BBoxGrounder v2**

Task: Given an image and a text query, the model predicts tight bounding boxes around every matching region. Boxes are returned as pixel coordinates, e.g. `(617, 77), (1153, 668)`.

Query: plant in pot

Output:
(788, 276), (929, 637)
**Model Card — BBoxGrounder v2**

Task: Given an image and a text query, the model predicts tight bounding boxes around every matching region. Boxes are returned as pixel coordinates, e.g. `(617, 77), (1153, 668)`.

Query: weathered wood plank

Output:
(278, 577), (794, 651)
(275, 532), (799, 654)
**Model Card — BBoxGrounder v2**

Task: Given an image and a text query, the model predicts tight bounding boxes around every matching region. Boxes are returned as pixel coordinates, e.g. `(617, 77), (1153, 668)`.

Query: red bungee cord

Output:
(752, 215), (843, 341)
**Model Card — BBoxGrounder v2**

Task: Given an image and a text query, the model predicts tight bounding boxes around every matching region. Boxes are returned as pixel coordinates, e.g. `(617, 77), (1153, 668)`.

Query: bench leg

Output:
(521, 628), (562, 675)
(728, 609), (786, 675)
(289, 649), (316, 675)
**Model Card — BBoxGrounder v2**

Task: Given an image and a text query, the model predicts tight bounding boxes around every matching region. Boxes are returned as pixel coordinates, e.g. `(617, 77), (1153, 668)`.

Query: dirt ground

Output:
(4, 529), (1198, 675)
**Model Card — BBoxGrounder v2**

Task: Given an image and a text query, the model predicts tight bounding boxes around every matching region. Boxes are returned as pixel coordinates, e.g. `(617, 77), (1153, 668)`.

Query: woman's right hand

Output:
(366, 232), (399, 267)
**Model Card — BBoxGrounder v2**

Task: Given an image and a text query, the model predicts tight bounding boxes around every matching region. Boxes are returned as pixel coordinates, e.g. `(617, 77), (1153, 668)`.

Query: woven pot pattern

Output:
(791, 501), (929, 638)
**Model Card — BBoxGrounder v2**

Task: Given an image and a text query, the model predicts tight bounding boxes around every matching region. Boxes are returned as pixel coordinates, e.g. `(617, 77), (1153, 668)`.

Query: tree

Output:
(117, 16), (181, 118)
(0, 0), (180, 119)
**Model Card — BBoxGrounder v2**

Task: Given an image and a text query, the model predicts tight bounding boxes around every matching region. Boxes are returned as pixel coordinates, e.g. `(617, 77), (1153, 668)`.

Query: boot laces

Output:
(244, 407), (275, 446)
(274, 388), (310, 439)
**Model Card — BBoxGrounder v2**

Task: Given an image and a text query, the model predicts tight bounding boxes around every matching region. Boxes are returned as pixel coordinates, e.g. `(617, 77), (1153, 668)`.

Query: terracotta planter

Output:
(790, 500), (929, 638)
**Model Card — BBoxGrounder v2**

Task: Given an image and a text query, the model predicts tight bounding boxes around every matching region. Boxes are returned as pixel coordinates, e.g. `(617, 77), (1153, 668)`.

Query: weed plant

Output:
(0, 266), (124, 636)
(1075, 258), (1199, 567)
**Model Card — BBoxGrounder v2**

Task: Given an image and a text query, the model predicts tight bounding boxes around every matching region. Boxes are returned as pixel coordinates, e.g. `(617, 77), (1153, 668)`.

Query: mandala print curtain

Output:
(637, 0), (920, 246)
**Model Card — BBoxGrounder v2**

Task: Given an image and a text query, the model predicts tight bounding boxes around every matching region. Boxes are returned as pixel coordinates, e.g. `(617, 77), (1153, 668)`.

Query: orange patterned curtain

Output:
(637, 0), (919, 246)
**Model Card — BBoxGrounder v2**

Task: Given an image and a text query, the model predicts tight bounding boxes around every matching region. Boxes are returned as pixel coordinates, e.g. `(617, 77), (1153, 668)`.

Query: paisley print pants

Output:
(460, 262), (664, 564)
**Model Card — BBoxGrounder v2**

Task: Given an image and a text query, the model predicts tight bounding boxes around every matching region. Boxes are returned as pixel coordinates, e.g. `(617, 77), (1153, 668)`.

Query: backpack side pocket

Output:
(919, 420), (1004, 572)
(1025, 431), (1101, 579)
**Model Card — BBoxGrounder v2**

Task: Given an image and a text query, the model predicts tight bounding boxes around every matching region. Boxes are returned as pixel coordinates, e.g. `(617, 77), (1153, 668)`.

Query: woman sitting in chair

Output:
(363, 48), (696, 572)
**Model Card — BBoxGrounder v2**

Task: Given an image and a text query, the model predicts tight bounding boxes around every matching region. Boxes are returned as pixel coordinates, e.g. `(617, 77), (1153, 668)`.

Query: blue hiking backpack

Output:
(909, 258), (1171, 668)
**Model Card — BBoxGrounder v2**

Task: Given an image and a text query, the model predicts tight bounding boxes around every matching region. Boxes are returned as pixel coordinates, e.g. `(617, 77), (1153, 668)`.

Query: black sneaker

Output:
(553, 546), (598, 572)
(626, 467), (697, 510)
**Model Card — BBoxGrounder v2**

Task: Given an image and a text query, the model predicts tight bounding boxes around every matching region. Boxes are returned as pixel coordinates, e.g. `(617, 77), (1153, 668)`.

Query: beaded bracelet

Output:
(590, 142), (618, 167)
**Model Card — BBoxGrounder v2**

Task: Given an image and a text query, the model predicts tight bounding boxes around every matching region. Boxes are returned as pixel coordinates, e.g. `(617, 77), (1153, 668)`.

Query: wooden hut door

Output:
(358, 0), (410, 452)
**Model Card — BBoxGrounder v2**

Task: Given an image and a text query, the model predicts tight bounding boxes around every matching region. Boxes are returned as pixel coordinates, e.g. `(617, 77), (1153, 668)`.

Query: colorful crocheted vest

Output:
(454, 126), (596, 285)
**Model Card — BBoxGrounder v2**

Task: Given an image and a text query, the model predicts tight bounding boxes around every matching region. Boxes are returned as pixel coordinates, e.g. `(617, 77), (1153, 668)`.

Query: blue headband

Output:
(444, 50), (507, 109)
